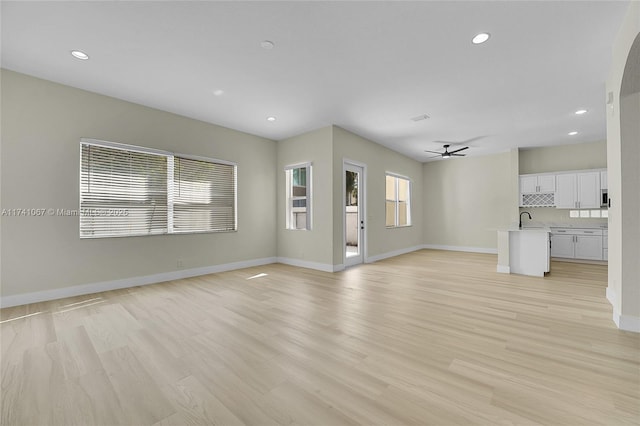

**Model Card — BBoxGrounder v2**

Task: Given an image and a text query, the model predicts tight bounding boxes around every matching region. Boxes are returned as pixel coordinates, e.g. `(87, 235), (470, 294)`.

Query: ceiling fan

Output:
(425, 144), (469, 159)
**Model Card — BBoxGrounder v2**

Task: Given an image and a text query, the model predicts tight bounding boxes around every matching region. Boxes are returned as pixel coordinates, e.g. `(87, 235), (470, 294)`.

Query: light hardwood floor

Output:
(1, 250), (639, 425)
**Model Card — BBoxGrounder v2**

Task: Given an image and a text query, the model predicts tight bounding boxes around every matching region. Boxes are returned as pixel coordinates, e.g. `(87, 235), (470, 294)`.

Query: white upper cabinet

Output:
(577, 172), (601, 208)
(520, 175), (538, 194)
(537, 174), (556, 192)
(601, 170), (608, 190)
(555, 174), (577, 208)
(520, 174), (555, 194)
(519, 174), (556, 207)
(555, 171), (601, 209)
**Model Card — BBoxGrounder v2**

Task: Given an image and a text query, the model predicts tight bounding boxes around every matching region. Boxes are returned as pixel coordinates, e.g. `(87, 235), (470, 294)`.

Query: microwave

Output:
(602, 190), (609, 208)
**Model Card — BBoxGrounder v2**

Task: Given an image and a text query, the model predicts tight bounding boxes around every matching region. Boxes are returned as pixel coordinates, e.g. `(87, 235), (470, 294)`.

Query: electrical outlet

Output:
(177, 259), (184, 269)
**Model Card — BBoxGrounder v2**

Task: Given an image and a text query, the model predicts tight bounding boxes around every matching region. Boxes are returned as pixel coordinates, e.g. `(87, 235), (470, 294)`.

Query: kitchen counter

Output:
(522, 222), (607, 229)
(497, 228), (551, 277)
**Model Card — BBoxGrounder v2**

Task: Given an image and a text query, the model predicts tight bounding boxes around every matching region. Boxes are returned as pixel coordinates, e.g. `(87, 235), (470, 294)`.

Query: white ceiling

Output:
(1, 1), (630, 162)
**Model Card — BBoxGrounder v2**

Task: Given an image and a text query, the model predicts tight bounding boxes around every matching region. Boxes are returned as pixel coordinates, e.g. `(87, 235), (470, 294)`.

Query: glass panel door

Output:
(345, 163), (364, 266)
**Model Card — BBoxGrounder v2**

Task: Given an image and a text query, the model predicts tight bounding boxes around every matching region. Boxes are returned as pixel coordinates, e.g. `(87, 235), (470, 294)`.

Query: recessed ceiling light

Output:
(472, 33), (490, 45)
(266, 116), (276, 122)
(70, 50), (89, 60)
(261, 40), (275, 50)
(568, 131), (578, 136)
(575, 109), (588, 115)
(213, 89), (224, 96)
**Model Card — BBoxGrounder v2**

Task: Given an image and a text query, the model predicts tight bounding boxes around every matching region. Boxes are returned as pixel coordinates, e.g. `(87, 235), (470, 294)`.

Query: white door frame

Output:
(343, 159), (367, 267)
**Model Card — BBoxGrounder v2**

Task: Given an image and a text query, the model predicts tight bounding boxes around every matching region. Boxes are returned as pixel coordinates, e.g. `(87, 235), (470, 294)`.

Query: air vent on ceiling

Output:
(411, 114), (430, 122)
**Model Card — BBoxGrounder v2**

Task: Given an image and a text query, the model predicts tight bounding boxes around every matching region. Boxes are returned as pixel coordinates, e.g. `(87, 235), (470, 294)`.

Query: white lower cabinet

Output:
(551, 234), (575, 258)
(575, 235), (604, 260)
(550, 228), (604, 261)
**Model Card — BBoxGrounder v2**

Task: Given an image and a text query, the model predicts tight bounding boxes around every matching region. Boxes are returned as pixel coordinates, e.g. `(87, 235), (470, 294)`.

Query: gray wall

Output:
(422, 151), (516, 250)
(1, 70), (277, 297)
(332, 126), (424, 264)
(276, 126), (334, 266)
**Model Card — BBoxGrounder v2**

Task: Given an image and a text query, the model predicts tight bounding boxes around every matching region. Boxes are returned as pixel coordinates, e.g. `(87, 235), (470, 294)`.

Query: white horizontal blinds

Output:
(173, 156), (236, 233)
(80, 143), (168, 238)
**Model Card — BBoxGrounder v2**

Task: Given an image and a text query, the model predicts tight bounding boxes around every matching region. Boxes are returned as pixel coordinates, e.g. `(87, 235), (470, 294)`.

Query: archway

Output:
(612, 32), (640, 331)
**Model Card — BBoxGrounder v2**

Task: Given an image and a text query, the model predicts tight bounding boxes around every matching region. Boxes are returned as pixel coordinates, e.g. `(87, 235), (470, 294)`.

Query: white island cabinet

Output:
(497, 228), (551, 277)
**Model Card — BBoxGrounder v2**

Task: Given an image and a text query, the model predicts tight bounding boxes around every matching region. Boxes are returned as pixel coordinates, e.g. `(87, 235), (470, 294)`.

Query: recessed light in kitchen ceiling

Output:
(213, 89), (224, 96)
(266, 116), (276, 122)
(472, 33), (490, 44)
(70, 50), (89, 60)
(575, 109), (588, 115)
(568, 131), (578, 136)
(261, 40), (275, 50)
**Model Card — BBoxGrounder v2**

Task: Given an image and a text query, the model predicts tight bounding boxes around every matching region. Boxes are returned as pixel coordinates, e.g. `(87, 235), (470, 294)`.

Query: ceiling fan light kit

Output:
(425, 144), (469, 160)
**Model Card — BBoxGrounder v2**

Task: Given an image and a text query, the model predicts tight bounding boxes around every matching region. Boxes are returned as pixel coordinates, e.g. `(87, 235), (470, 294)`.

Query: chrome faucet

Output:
(519, 211), (532, 228)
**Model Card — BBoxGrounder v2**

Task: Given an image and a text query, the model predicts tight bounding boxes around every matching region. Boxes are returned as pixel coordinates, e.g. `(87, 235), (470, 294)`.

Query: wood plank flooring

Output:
(1, 250), (639, 425)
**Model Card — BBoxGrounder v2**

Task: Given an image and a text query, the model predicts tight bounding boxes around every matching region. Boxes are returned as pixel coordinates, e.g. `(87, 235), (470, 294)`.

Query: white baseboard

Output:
(606, 286), (616, 307)
(422, 244), (497, 255)
(0, 257), (277, 309)
(496, 265), (511, 274)
(276, 257), (338, 273)
(366, 245), (424, 263)
(618, 315), (640, 333)
(605, 286), (639, 333)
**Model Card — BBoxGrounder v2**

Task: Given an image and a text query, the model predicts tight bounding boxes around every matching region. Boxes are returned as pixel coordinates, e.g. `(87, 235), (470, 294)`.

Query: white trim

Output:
(284, 161), (312, 171)
(0, 257), (276, 308)
(606, 286), (616, 306)
(606, 286), (640, 333)
(81, 138), (172, 156)
(497, 265), (511, 273)
(366, 245), (423, 263)
(178, 153), (237, 167)
(422, 244), (497, 254)
(276, 257), (337, 273)
(618, 315), (640, 333)
(385, 171), (413, 182)
(343, 159), (367, 267)
(285, 163), (312, 230)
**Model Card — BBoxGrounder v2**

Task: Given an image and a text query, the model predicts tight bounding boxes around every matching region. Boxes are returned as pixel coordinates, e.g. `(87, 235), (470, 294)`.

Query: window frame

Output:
(79, 138), (237, 238)
(385, 172), (412, 228)
(285, 162), (312, 231)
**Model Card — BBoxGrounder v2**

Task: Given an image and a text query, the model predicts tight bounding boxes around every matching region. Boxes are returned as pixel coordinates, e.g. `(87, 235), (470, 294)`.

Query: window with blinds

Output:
(385, 173), (411, 228)
(173, 157), (236, 233)
(80, 139), (237, 238)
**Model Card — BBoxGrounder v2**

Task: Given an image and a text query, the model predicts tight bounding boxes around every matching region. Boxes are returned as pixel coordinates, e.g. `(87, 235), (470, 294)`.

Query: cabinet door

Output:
(555, 174), (577, 208)
(575, 235), (603, 260)
(537, 175), (555, 192)
(577, 172), (601, 208)
(520, 176), (538, 194)
(600, 171), (607, 190)
(551, 234), (575, 258)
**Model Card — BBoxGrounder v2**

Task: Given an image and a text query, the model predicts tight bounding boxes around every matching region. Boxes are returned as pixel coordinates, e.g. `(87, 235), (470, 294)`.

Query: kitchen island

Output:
(497, 228), (551, 277)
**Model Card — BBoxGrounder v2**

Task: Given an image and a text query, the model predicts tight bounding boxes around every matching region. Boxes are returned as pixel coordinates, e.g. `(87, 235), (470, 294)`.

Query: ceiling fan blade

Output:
(448, 146), (469, 154)
(426, 154), (442, 159)
(451, 153), (466, 156)
(460, 135), (487, 144)
(424, 150), (443, 154)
